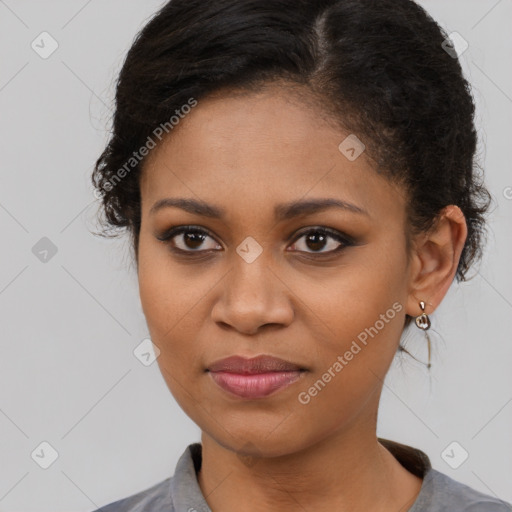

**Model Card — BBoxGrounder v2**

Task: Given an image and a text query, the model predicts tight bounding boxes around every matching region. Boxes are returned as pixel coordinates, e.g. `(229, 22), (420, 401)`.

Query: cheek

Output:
(302, 236), (407, 341)
(289, 292), (406, 448)
(137, 244), (194, 375)
(296, 235), (409, 405)
(137, 257), (207, 414)
(137, 239), (219, 373)
(137, 237), (196, 332)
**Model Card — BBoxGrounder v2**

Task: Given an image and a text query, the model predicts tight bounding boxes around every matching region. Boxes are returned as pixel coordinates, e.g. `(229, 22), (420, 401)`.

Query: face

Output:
(137, 84), (413, 457)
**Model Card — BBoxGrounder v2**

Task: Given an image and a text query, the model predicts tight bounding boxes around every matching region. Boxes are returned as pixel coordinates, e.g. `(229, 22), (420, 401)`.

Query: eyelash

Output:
(156, 225), (354, 258)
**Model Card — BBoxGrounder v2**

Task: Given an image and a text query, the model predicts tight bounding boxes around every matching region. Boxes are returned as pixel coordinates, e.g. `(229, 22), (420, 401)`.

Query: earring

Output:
(415, 300), (432, 369)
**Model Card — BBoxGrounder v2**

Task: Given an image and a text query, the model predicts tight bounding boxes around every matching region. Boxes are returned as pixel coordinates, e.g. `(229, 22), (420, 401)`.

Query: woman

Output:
(91, 0), (511, 510)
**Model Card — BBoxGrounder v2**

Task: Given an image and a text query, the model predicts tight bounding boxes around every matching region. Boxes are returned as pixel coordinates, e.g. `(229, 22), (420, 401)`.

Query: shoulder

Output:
(378, 437), (511, 512)
(89, 443), (205, 512)
(89, 476), (174, 512)
(414, 468), (512, 512)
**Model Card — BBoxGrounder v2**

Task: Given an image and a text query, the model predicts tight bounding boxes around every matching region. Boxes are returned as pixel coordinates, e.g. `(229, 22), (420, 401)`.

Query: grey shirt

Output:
(92, 439), (511, 511)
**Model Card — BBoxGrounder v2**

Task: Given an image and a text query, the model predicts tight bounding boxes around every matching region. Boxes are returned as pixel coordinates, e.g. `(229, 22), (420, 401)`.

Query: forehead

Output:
(140, 86), (406, 225)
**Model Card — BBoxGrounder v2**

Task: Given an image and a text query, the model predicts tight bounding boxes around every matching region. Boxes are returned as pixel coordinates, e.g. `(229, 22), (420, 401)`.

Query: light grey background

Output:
(0, 1), (510, 510)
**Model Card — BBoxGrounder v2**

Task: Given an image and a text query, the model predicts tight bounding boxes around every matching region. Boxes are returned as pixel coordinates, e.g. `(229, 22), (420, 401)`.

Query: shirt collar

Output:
(378, 437), (432, 477)
(170, 443), (211, 512)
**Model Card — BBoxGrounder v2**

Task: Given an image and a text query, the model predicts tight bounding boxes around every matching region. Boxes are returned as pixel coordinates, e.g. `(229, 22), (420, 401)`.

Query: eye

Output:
(288, 227), (352, 255)
(157, 226), (222, 253)
(156, 225), (353, 257)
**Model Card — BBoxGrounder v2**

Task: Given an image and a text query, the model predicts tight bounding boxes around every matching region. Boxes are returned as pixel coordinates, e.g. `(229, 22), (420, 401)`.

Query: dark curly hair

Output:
(91, 0), (492, 335)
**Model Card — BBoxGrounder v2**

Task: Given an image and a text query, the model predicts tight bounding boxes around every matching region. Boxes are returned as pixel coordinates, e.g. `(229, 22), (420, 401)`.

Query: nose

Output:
(210, 253), (294, 335)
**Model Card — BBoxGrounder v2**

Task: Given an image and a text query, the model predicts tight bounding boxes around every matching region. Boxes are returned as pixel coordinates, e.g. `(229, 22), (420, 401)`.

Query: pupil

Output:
(306, 232), (326, 251)
(185, 232), (205, 249)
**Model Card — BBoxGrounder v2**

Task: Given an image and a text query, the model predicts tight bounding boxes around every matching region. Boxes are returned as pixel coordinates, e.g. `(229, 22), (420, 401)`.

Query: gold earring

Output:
(415, 300), (432, 369)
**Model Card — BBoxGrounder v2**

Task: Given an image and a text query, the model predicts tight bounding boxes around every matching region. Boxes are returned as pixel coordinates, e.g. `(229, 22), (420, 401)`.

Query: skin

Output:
(137, 83), (467, 512)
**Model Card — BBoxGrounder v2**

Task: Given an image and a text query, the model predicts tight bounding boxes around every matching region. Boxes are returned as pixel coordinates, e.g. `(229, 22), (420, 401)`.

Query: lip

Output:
(209, 371), (304, 399)
(206, 355), (307, 399)
(207, 354), (305, 374)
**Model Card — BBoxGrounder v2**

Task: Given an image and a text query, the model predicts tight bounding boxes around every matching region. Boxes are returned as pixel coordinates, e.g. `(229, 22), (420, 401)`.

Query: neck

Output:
(197, 416), (422, 512)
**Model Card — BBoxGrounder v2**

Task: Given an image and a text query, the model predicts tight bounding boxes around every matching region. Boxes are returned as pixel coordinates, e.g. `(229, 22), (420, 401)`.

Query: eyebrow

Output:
(149, 197), (369, 220)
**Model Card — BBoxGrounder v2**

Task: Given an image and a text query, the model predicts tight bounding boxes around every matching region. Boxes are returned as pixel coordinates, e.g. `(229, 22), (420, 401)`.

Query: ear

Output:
(406, 205), (468, 317)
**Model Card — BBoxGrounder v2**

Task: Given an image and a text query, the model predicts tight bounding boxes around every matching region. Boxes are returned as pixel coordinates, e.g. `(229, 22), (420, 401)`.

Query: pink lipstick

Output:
(207, 355), (306, 399)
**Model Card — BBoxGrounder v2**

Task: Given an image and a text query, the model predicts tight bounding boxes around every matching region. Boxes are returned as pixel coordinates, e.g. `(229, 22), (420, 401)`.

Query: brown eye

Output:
(181, 231), (208, 250)
(288, 228), (352, 255)
(157, 226), (222, 253)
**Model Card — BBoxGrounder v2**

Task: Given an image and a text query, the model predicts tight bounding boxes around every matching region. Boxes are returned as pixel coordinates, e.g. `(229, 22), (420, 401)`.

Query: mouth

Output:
(207, 354), (306, 373)
(206, 354), (307, 399)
